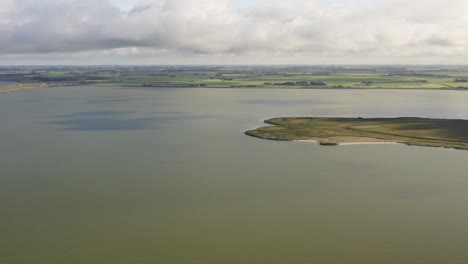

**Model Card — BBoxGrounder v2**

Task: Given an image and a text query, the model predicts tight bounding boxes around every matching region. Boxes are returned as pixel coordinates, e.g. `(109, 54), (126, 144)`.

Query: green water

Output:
(1, 87), (468, 264)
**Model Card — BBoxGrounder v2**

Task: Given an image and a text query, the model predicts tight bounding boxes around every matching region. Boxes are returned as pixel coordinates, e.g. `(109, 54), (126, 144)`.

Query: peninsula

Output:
(245, 117), (468, 150)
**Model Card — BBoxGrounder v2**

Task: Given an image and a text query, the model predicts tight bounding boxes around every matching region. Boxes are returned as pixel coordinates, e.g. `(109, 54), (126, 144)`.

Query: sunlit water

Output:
(1, 86), (468, 264)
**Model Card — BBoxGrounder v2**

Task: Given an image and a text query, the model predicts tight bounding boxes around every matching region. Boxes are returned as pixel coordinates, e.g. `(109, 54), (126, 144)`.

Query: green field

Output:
(246, 117), (468, 150)
(1, 65), (468, 91)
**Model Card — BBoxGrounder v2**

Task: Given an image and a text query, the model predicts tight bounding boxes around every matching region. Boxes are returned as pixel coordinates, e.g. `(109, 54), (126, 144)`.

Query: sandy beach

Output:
(338, 142), (399, 146)
(294, 139), (399, 146)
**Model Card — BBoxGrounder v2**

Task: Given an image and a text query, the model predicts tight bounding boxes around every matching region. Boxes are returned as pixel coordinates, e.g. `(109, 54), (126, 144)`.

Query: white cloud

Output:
(0, 0), (467, 64)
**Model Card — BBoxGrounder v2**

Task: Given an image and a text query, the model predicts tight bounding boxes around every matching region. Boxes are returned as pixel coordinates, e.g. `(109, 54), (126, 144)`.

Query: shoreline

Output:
(130, 85), (468, 91)
(338, 142), (399, 146)
(0, 83), (49, 94)
(2, 83), (468, 95)
(294, 139), (399, 146)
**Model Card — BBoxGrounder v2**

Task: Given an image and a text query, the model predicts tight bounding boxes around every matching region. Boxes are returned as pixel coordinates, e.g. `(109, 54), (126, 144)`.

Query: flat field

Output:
(2, 65), (468, 91)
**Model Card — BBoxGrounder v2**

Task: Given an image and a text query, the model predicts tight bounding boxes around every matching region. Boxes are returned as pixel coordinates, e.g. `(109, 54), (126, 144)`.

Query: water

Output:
(0, 81), (16, 87)
(1, 86), (468, 264)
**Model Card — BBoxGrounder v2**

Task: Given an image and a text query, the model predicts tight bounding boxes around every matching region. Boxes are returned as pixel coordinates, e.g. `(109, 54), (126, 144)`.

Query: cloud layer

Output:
(1, 0), (467, 63)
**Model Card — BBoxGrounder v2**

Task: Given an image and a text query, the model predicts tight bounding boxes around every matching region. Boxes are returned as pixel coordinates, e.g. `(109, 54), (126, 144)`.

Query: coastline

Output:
(1, 83), (468, 95)
(338, 142), (399, 146)
(294, 139), (399, 146)
(0, 83), (49, 94)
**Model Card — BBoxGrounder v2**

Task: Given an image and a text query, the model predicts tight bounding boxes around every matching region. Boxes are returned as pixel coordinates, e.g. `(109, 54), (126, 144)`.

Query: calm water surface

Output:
(0, 81), (16, 87)
(1, 87), (468, 264)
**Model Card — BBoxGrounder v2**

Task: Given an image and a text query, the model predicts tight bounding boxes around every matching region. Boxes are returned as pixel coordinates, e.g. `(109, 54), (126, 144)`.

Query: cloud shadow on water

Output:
(241, 99), (328, 106)
(83, 96), (149, 105)
(20, 97), (75, 103)
(45, 110), (217, 131)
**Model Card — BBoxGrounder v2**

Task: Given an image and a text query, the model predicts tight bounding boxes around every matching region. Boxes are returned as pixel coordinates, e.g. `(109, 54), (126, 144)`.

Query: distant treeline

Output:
(32, 75), (108, 82)
(0, 73), (108, 83)
(265, 80), (327, 86)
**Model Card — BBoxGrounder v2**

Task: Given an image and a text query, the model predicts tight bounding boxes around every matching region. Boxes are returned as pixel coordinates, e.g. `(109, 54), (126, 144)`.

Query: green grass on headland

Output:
(246, 117), (468, 150)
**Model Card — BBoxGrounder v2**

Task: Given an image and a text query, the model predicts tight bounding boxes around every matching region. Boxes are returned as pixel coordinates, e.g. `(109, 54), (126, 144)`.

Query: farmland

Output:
(2, 65), (468, 93)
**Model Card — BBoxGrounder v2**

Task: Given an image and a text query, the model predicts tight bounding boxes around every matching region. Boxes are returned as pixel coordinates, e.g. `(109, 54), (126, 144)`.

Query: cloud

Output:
(0, 0), (468, 63)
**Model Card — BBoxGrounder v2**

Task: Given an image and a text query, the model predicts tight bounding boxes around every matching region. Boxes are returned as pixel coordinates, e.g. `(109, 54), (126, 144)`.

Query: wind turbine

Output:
(115, 70), (120, 82)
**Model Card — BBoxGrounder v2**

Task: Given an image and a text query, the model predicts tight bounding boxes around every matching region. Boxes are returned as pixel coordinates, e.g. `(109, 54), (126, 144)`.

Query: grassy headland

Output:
(245, 117), (468, 150)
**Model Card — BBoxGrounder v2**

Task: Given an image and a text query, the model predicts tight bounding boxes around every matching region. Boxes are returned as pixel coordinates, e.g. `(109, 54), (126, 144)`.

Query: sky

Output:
(0, 0), (467, 65)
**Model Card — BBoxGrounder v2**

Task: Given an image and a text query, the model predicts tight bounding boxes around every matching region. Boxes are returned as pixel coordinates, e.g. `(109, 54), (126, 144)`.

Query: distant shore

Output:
(295, 139), (399, 146)
(1, 83), (468, 95)
(0, 83), (49, 94)
(2, 83), (468, 96)
(2, 65), (468, 93)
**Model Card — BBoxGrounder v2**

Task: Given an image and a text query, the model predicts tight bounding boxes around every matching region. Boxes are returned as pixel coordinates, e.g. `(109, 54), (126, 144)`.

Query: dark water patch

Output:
(84, 96), (148, 105)
(241, 99), (328, 106)
(49, 116), (170, 131)
(45, 110), (217, 131)
(51, 110), (132, 118)
(20, 97), (75, 103)
(115, 86), (194, 91)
